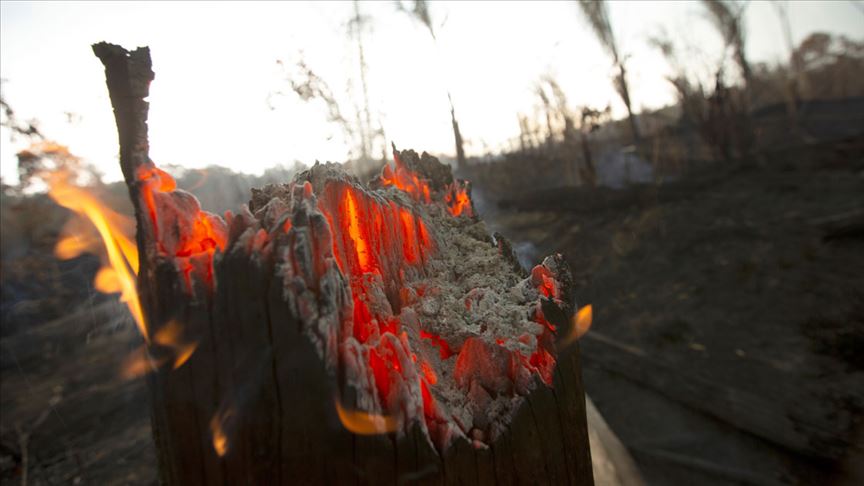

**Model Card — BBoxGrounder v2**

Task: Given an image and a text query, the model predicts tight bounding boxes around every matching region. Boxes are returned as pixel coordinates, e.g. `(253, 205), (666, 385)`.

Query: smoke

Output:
(468, 181), (543, 270)
(595, 147), (656, 189)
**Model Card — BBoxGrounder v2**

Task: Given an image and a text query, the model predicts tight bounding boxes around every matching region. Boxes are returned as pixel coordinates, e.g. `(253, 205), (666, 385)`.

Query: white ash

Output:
(242, 152), (572, 452)
(395, 198), (549, 441)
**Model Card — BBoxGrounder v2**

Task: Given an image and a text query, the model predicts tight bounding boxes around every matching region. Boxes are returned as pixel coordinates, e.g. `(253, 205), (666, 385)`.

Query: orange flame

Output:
(55, 233), (101, 260)
(39, 144), (200, 377)
(153, 320), (199, 370)
(49, 168), (200, 378)
(120, 346), (158, 379)
(334, 400), (399, 435)
(210, 407), (235, 457)
(380, 153), (432, 204)
(47, 170), (146, 340)
(445, 182), (473, 218)
(119, 322), (198, 380)
(118, 319), (198, 379)
(560, 304), (593, 348)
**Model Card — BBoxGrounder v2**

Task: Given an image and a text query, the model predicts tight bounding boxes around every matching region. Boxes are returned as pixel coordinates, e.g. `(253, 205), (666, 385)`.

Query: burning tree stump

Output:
(94, 42), (594, 485)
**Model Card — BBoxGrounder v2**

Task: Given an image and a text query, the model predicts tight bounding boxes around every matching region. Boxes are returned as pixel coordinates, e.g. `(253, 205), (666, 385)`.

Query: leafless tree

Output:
(350, 0), (375, 163)
(517, 114), (543, 153)
(395, 0), (467, 169)
(0, 92), (43, 141)
(541, 75), (582, 185)
(648, 31), (748, 162)
(535, 75), (578, 149)
(771, 0), (803, 128)
(275, 4), (386, 167)
(700, 1), (757, 158)
(701, 0), (751, 96)
(535, 83), (555, 148)
(578, 106), (611, 188)
(518, 114), (530, 153)
(576, 0), (640, 144)
(647, 32), (708, 128)
(279, 59), (356, 148)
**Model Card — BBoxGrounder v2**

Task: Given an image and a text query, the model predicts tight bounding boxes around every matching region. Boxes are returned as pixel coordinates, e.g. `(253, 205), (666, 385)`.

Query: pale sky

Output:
(1, 1), (862, 184)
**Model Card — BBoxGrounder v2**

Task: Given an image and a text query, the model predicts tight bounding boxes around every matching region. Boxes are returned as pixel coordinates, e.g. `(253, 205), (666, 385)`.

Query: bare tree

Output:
(647, 32), (709, 128)
(576, 0), (640, 144)
(535, 75), (578, 149)
(395, 0), (467, 169)
(279, 59), (356, 148)
(772, 0), (806, 128)
(701, 0), (751, 97)
(350, 0), (375, 163)
(543, 75), (582, 185)
(702, 0), (757, 159)
(275, 3), (385, 167)
(648, 31), (749, 162)
(448, 93), (466, 168)
(0, 93), (43, 141)
(518, 114), (530, 153)
(578, 106), (610, 188)
(535, 83), (555, 148)
(516, 114), (543, 153)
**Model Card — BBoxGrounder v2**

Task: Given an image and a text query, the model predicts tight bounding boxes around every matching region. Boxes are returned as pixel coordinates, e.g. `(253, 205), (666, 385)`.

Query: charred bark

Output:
(615, 64), (640, 145)
(94, 42), (593, 485)
(448, 94), (466, 171)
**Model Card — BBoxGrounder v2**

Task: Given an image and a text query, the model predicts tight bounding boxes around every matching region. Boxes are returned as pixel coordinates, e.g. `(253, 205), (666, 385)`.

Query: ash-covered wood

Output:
(95, 42), (593, 485)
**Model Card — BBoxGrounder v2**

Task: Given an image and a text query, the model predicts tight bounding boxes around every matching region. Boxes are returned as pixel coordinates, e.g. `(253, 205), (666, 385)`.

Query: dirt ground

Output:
(1, 300), (155, 485)
(1, 135), (862, 485)
(475, 135), (864, 485)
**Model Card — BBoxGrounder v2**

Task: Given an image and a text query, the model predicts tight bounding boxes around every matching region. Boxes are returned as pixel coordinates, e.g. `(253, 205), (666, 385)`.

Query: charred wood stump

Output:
(93, 42), (594, 485)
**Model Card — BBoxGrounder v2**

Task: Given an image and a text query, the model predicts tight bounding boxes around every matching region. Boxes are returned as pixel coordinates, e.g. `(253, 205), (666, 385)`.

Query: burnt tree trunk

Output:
(448, 93), (466, 171)
(94, 42), (594, 485)
(615, 64), (640, 145)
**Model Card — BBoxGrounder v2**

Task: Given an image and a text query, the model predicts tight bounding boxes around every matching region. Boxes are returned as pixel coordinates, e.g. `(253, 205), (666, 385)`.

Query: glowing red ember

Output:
(133, 146), (578, 454)
(380, 150), (433, 203)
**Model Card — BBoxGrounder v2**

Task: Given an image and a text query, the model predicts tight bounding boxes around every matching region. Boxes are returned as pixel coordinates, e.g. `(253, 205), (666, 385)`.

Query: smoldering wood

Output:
(94, 42), (594, 485)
